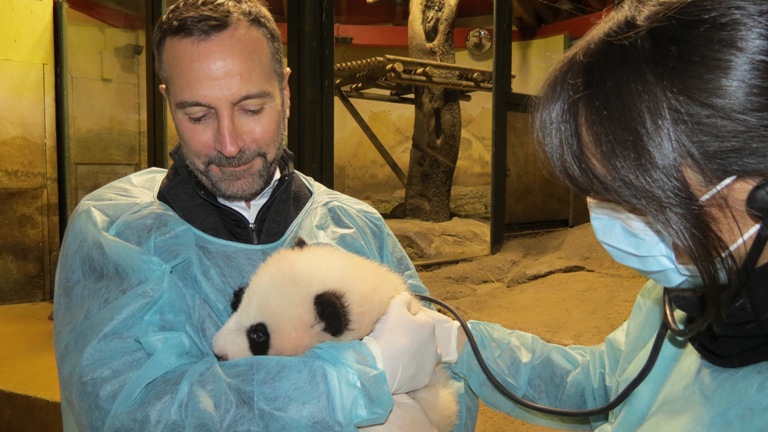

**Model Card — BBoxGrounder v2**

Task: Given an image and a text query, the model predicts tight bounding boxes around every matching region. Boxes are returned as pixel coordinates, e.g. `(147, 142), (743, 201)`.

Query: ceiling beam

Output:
(339, 0), (349, 23)
(529, 0), (557, 24)
(512, 0), (537, 28)
(584, 0), (606, 12)
(392, 3), (405, 25)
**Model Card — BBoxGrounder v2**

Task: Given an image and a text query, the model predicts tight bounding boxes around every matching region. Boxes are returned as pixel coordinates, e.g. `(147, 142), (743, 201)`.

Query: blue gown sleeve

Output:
(53, 171), (394, 431)
(449, 281), (664, 431)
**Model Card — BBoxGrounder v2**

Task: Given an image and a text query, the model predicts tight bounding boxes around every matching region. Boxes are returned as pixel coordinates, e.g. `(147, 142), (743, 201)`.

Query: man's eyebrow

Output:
(175, 100), (212, 110)
(174, 92), (275, 110)
(233, 91), (274, 105)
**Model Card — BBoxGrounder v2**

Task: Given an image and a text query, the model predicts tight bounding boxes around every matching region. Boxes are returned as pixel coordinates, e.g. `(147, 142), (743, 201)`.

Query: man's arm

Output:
(53, 179), (393, 431)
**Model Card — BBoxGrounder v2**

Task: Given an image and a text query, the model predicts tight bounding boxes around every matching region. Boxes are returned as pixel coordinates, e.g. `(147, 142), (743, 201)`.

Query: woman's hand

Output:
(362, 292), (460, 394)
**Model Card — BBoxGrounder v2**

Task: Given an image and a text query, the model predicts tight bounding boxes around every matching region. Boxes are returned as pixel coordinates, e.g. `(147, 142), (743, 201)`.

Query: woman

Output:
(375, 0), (768, 430)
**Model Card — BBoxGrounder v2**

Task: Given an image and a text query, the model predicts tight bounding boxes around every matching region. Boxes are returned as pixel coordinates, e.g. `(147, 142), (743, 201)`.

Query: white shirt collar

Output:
(217, 167), (282, 223)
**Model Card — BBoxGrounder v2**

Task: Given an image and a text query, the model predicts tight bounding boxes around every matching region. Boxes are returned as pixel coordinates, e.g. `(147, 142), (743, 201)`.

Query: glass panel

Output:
(332, 1), (494, 265)
(59, 0), (149, 217)
(505, 34), (570, 229)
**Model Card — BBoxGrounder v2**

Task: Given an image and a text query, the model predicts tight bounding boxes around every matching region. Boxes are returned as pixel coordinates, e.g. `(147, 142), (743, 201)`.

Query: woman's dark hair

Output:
(152, 0), (284, 85)
(534, 0), (768, 320)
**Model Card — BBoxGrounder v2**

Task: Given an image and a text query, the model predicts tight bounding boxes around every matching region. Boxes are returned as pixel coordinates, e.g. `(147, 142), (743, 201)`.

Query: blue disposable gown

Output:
(54, 168), (478, 432)
(450, 280), (768, 430)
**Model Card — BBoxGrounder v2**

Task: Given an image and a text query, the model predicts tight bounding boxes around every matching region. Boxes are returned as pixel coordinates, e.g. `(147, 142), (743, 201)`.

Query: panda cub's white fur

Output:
(212, 239), (458, 432)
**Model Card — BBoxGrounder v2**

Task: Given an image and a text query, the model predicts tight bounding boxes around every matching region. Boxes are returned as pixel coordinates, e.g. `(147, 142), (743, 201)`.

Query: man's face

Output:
(160, 23), (290, 201)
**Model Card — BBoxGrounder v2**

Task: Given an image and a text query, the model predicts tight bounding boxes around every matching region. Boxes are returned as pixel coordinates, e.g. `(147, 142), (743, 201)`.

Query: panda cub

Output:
(212, 238), (458, 432)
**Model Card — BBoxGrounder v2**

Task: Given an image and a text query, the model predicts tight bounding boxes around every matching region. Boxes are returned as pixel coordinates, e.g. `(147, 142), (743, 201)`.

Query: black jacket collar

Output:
(157, 145), (311, 244)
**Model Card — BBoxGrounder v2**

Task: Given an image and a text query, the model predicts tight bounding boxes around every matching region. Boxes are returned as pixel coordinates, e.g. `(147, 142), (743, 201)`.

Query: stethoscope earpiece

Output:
(746, 179), (768, 220)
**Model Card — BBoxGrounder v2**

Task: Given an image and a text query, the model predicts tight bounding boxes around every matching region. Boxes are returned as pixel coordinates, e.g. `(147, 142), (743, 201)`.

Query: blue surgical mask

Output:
(588, 176), (759, 288)
(588, 199), (703, 288)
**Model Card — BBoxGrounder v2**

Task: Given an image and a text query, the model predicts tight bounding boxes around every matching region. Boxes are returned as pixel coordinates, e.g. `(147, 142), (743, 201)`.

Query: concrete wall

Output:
(61, 7), (148, 216)
(0, 0), (59, 304)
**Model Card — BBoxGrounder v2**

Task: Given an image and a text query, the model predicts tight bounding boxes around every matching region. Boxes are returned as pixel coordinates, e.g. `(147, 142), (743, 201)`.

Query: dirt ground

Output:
(415, 223), (647, 431)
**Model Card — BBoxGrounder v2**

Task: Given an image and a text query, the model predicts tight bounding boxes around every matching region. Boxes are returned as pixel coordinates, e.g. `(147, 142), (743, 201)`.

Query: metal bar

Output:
(147, 0), (166, 168)
(335, 89), (407, 186)
(54, 0), (69, 238)
(287, 0), (335, 187)
(491, 0), (512, 253)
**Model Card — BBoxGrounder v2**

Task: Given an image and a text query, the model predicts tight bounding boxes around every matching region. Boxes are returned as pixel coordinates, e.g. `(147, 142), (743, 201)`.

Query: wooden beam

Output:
(512, 0), (537, 28)
(333, 24), (498, 47)
(66, 0), (142, 30)
(584, 0), (606, 12)
(384, 55), (494, 74)
(393, 4), (405, 25)
(339, 0), (349, 23)
(278, 10), (608, 48)
(536, 9), (610, 38)
(529, 0), (557, 24)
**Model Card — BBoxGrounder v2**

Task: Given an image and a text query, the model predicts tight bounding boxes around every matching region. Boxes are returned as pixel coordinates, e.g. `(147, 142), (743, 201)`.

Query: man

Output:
(153, 0), (300, 244)
(53, 0), (476, 430)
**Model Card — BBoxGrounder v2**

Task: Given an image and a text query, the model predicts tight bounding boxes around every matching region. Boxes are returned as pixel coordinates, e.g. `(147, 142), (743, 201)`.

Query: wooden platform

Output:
(0, 302), (62, 432)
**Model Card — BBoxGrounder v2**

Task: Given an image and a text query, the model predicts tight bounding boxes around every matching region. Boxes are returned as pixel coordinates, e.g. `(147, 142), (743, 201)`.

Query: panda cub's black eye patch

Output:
(247, 322), (270, 356)
(314, 290), (350, 337)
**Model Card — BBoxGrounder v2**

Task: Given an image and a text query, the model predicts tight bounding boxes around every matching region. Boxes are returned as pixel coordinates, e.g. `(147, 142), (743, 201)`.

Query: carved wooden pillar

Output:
(404, 0), (461, 222)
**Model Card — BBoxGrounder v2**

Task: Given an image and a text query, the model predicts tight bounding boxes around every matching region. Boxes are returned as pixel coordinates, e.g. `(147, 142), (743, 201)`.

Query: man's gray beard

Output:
(184, 144), (284, 202)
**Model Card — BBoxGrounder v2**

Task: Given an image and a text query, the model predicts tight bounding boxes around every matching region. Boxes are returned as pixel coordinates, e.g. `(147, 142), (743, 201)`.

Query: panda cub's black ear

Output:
(314, 290), (350, 337)
(294, 237), (308, 248)
(231, 286), (246, 312)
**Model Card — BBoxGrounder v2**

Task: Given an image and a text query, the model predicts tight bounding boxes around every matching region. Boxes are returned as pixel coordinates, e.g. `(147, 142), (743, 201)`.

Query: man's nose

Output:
(214, 116), (243, 157)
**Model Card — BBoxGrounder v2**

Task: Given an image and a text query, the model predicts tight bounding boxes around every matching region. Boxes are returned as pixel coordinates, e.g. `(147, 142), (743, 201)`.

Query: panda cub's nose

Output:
(215, 353), (228, 362)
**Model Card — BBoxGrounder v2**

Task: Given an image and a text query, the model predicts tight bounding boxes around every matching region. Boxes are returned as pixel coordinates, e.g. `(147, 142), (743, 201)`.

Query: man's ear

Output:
(283, 67), (291, 90)
(282, 68), (291, 117)
(159, 84), (168, 98)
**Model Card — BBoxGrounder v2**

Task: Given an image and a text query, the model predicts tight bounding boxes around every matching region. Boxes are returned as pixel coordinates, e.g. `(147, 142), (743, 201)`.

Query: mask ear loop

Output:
(699, 175), (737, 203)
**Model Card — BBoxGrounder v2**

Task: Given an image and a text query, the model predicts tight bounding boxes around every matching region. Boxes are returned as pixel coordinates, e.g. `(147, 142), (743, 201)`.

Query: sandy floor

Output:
(417, 223), (646, 431)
